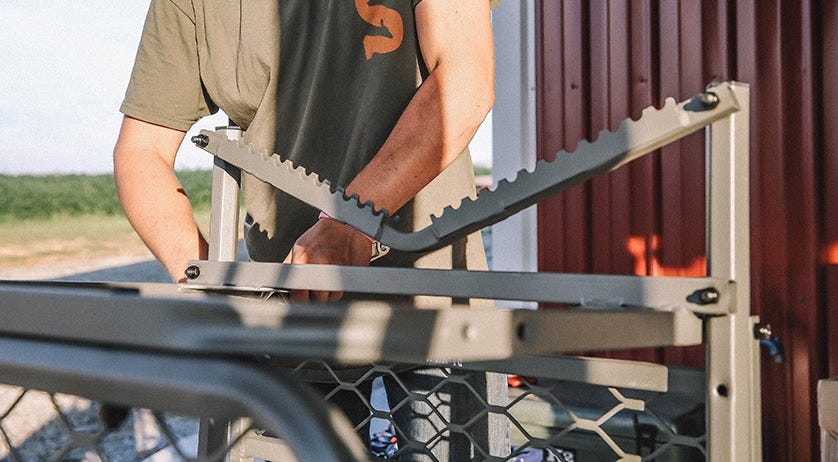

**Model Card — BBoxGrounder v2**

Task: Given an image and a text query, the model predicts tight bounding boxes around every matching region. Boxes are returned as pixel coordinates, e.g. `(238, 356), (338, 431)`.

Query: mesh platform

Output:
(0, 361), (706, 462)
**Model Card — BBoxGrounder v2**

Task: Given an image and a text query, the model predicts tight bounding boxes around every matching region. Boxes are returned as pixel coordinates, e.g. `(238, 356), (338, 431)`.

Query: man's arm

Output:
(285, 0), (494, 301)
(113, 116), (209, 282)
(347, 0), (495, 211)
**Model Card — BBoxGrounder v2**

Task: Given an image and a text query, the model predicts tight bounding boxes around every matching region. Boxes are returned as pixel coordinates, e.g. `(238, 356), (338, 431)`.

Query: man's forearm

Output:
(345, 63), (492, 214)
(113, 117), (208, 282)
(345, 0), (493, 214)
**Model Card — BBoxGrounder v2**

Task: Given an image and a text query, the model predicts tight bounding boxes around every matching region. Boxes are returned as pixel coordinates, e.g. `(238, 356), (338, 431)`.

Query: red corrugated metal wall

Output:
(535, 1), (835, 460)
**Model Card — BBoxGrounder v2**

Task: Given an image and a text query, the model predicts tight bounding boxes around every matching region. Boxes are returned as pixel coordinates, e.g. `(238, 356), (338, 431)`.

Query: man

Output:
(114, 0), (503, 458)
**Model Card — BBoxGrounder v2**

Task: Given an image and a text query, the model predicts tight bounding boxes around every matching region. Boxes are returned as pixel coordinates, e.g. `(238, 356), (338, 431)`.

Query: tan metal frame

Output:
(187, 81), (760, 461)
(0, 82), (760, 461)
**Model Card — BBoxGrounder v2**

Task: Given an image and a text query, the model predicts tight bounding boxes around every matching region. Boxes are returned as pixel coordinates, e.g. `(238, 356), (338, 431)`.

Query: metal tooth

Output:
(343, 193), (364, 210)
(472, 179), (503, 199)
(347, 194), (378, 214)
(310, 175), (328, 188)
(473, 171), (513, 198)
(358, 199), (378, 212)
(437, 205), (455, 220)
(593, 128), (611, 144)
(494, 177), (512, 189)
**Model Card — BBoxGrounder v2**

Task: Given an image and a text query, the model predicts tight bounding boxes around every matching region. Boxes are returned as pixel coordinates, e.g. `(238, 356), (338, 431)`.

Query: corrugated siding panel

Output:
(826, 0), (838, 380)
(535, 1), (834, 459)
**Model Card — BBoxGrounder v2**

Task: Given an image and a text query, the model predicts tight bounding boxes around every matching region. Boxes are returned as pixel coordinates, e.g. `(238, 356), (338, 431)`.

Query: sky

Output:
(0, 1), (492, 175)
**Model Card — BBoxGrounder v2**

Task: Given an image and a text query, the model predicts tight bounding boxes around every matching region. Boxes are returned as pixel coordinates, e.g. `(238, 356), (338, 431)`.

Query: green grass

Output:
(0, 170), (213, 222)
(0, 166), (491, 267)
(474, 165), (492, 177)
(0, 171), (213, 268)
(0, 166), (491, 222)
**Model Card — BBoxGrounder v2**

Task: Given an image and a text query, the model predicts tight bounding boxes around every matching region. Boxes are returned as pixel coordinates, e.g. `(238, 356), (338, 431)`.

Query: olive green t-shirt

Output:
(121, 0), (488, 303)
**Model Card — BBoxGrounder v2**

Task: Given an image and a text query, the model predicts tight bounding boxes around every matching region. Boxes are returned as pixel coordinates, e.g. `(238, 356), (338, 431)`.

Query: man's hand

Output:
(283, 217), (373, 302)
(284, 0), (493, 302)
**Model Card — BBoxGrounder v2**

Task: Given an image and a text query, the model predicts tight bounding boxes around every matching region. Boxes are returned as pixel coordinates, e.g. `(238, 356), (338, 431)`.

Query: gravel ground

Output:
(0, 257), (199, 461)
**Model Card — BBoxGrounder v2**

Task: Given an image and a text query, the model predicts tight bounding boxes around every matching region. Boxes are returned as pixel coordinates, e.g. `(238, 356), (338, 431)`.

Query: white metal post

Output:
(208, 126), (242, 262)
(704, 82), (762, 461)
(201, 125), (242, 461)
(491, 0), (538, 288)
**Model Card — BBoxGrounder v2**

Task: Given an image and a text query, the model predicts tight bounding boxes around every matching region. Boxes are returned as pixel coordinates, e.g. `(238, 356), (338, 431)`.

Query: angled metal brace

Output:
(194, 82), (740, 252)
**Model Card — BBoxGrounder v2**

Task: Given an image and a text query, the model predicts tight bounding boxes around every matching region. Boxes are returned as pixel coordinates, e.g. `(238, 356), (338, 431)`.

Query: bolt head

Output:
(184, 265), (201, 280)
(191, 134), (209, 148)
(754, 323), (773, 340)
(698, 91), (720, 109)
(698, 289), (720, 303)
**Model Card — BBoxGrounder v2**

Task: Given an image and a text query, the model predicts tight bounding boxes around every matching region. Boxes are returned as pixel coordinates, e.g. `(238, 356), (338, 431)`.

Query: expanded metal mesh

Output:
(0, 385), (198, 461)
(0, 361), (706, 461)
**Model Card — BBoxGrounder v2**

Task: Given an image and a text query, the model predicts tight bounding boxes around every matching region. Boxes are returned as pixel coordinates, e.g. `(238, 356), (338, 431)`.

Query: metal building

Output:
(489, 1), (836, 460)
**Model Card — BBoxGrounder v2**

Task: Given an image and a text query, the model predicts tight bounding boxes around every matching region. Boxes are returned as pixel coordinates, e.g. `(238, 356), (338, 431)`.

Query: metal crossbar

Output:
(0, 81), (759, 461)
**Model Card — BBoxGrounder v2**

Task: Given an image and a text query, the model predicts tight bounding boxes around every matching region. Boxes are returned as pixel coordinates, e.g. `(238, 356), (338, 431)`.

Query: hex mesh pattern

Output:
(0, 362), (706, 461)
(0, 386), (200, 461)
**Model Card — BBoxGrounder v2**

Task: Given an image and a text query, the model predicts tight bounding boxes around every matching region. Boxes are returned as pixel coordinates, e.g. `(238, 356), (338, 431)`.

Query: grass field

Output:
(0, 171), (213, 222)
(0, 210), (211, 270)
(0, 166), (490, 271)
(0, 171), (212, 270)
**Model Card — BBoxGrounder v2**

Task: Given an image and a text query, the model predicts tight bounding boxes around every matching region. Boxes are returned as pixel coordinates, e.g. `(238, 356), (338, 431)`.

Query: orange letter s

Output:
(354, 0), (404, 60)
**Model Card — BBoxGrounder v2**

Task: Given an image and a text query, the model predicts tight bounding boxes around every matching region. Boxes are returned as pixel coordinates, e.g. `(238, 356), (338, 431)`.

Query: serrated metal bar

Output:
(183, 260), (734, 315)
(196, 82), (740, 252)
(196, 131), (387, 236)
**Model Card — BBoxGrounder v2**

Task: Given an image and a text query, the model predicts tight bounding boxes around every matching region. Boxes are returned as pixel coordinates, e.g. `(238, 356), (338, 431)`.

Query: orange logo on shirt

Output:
(354, 0), (404, 60)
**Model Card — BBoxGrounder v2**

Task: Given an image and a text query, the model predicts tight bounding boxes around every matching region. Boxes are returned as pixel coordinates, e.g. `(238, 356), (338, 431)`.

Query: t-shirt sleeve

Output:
(120, 0), (216, 131)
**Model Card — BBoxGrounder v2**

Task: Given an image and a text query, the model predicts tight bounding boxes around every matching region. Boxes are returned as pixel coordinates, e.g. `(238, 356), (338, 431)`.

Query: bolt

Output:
(754, 322), (773, 340)
(699, 288), (719, 304)
(184, 265), (201, 280)
(697, 91), (720, 109)
(688, 287), (720, 305)
(191, 134), (209, 148)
